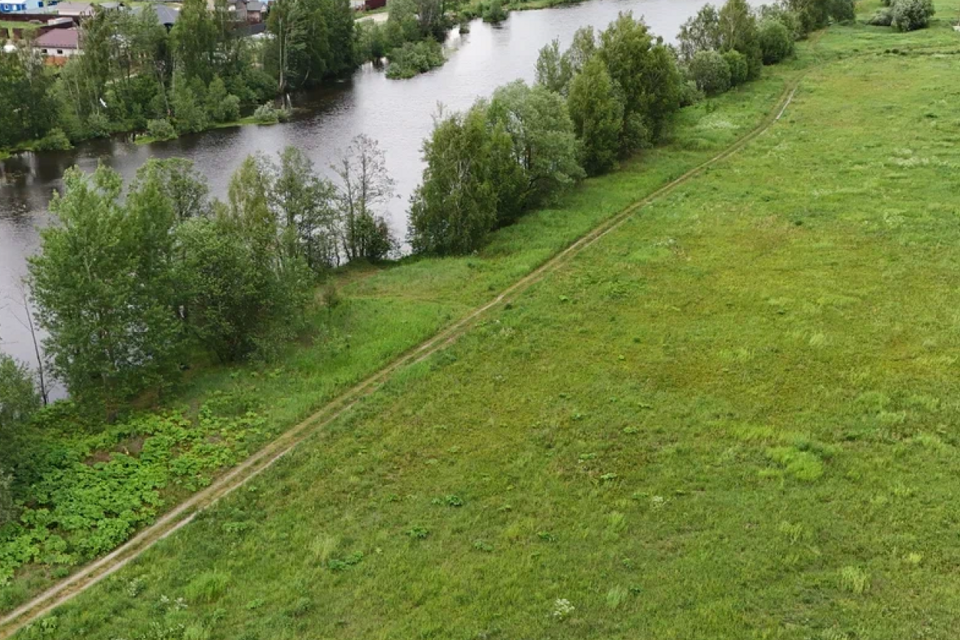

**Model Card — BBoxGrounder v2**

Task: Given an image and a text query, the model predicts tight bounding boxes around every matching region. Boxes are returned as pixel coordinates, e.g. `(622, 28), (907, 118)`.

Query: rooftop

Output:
(34, 25), (79, 48)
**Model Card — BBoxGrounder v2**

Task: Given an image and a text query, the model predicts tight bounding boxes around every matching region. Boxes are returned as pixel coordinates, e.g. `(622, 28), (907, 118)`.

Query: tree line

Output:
(0, 0), (356, 152)
(0, 0), (884, 526)
(408, 0), (856, 256)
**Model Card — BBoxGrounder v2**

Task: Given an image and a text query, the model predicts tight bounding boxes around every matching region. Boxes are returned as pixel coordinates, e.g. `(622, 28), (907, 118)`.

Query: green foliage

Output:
(29, 167), (183, 410)
(482, 0), (507, 23)
(331, 135), (397, 261)
(890, 0), (935, 32)
(385, 40), (445, 80)
(758, 18), (795, 64)
(488, 80), (584, 206)
(205, 77), (241, 124)
(688, 50), (732, 95)
(722, 49), (749, 87)
(597, 12), (682, 147)
(567, 56), (624, 176)
(0, 401), (266, 585)
(146, 119), (177, 141)
(0, 355), (38, 436)
(534, 39), (570, 94)
(718, 0), (762, 80)
(0, 46), (57, 149)
(678, 4), (722, 61)
(172, 72), (209, 135)
(867, 8), (894, 26)
(408, 106), (500, 255)
(32, 129), (72, 152)
(253, 103), (283, 125)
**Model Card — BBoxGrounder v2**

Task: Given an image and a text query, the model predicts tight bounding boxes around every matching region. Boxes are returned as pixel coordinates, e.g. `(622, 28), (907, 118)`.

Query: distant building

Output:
(132, 3), (178, 29)
(0, 0), (55, 13)
(33, 24), (78, 64)
(54, 2), (92, 16)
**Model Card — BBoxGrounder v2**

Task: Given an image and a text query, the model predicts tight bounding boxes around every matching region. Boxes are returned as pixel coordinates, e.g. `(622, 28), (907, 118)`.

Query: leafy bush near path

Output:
(890, 0), (935, 32)
(689, 50), (732, 95)
(0, 397), (266, 588)
(759, 18), (795, 64)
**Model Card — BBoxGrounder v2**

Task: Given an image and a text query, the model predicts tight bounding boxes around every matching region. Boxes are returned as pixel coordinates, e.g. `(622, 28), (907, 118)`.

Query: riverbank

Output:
(0, 40), (796, 621)
(6, 5), (960, 635)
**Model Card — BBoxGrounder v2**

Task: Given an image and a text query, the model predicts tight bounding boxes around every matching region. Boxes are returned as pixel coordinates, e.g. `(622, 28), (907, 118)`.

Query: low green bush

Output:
(385, 40), (445, 79)
(723, 49), (749, 87)
(688, 50), (731, 96)
(0, 400), (266, 586)
(890, 0), (935, 31)
(146, 119), (177, 141)
(759, 19), (794, 64)
(33, 128), (72, 151)
(867, 8), (894, 25)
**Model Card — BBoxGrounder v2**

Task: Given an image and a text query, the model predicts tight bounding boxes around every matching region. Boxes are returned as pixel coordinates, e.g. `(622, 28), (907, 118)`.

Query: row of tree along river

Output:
(0, 0), (761, 379)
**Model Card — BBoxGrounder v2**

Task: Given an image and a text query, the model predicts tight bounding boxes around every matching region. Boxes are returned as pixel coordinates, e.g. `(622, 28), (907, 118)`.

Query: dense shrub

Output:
(759, 19), (795, 64)
(253, 103), (282, 124)
(567, 55), (625, 176)
(829, 0), (856, 22)
(868, 8), (893, 25)
(385, 40), (445, 79)
(146, 118), (177, 141)
(891, 0), (935, 31)
(33, 128), (72, 151)
(482, 0), (507, 23)
(688, 50), (731, 95)
(723, 49), (749, 86)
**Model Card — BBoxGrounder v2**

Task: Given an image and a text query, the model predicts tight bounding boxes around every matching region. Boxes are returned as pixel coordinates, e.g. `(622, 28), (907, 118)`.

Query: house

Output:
(245, 0), (261, 22)
(54, 2), (92, 17)
(0, 0), (56, 13)
(133, 3), (178, 30)
(33, 24), (78, 64)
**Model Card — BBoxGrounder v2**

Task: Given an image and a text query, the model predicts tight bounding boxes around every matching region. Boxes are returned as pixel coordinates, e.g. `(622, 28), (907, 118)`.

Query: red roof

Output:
(35, 27), (80, 50)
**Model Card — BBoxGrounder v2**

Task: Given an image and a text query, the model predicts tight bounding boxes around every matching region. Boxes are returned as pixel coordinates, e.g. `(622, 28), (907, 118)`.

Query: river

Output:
(0, 0), (762, 384)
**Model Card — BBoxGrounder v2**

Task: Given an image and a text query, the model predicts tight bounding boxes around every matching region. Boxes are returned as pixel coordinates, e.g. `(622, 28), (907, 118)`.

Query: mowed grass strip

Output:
(18, 47), (960, 639)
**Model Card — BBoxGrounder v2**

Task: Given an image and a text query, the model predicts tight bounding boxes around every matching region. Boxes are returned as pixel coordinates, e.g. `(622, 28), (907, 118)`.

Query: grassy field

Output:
(7, 4), (960, 639)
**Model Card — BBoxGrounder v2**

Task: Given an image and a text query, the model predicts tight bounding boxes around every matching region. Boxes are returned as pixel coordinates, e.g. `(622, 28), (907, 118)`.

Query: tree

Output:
(29, 167), (183, 411)
(0, 351), (41, 523)
(266, 147), (339, 271)
(597, 13), (682, 148)
(891, 0), (935, 31)
(688, 50), (731, 95)
(535, 39), (570, 94)
(408, 106), (499, 255)
(678, 4), (722, 61)
(0, 354), (38, 436)
(758, 19), (794, 65)
(171, 71), (208, 134)
(133, 158), (210, 223)
(0, 45), (57, 148)
(332, 135), (396, 262)
(718, 0), (762, 80)
(206, 76), (241, 123)
(488, 81), (584, 207)
(722, 49), (748, 86)
(171, 0), (219, 83)
(567, 55), (624, 176)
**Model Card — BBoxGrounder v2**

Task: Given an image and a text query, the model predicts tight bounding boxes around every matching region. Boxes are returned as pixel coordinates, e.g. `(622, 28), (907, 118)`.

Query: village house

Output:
(0, 0), (56, 13)
(33, 24), (78, 64)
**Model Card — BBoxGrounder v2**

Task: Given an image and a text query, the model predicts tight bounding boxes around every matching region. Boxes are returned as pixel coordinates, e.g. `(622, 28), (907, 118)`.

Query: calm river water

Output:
(0, 0), (762, 378)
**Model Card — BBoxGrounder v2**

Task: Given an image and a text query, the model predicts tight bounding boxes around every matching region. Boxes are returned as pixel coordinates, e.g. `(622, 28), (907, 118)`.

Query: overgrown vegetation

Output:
(12, 12), (960, 634)
(3, 0), (960, 632)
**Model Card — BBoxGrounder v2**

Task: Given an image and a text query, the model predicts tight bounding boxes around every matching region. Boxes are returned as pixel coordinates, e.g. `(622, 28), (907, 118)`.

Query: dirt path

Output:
(0, 74), (803, 640)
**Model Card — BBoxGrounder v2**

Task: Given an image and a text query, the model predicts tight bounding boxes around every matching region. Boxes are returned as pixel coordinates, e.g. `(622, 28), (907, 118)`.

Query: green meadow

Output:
(8, 2), (960, 638)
